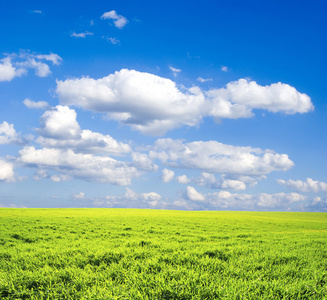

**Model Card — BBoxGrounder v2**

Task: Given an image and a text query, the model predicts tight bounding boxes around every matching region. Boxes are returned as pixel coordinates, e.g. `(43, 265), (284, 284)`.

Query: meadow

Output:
(0, 208), (326, 299)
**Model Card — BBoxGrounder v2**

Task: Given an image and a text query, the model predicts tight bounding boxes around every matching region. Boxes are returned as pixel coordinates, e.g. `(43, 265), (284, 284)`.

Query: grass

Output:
(0, 208), (326, 299)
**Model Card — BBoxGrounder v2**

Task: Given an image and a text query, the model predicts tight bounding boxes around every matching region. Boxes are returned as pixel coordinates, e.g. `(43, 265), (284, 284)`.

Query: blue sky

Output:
(0, 0), (326, 211)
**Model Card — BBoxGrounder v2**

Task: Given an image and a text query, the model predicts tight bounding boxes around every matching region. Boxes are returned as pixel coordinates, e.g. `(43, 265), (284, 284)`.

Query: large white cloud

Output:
(37, 106), (131, 155)
(0, 159), (14, 182)
(18, 146), (139, 185)
(55, 69), (313, 135)
(56, 69), (205, 135)
(149, 138), (294, 176)
(277, 178), (327, 193)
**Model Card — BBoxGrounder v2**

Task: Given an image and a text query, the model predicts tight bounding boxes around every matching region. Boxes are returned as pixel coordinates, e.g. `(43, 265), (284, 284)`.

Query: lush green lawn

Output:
(0, 209), (326, 299)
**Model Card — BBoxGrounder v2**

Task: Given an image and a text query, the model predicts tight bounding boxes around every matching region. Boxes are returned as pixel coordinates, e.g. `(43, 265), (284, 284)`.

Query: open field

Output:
(0, 209), (326, 299)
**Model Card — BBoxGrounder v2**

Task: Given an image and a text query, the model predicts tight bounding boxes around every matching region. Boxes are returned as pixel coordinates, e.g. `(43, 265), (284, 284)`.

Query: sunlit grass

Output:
(0, 209), (326, 299)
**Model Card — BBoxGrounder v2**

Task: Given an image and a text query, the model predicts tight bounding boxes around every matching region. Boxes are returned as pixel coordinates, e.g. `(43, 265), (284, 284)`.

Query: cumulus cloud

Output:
(0, 51), (62, 81)
(179, 188), (307, 210)
(71, 32), (94, 38)
(0, 57), (25, 81)
(277, 178), (327, 193)
(149, 138), (294, 176)
(221, 66), (228, 72)
(162, 168), (174, 183)
(18, 146), (139, 185)
(0, 122), (23, 145)
(0, 159), (15, 182)
(186, 186), (205, 202)
(207, 79), (314, 118)
(23, 98), (50, 110)
(132, 152), (158, 171)
(56, 69), (205, 135)
(176, 174), (191, 184)
(256, 193), (307, 208)
(195, 172), (248, 190)
(55, 69), (313, 135)
(101, 10), (128, 29)
(36, 106), (131, 155)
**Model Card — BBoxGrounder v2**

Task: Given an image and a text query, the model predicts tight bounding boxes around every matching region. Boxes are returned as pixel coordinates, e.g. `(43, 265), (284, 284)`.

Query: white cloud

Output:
(23, 98), (50, 110)
(36, 106), (131, 155)
(150, 138), (294, 176)
(102, 36), (120, 44)
(197, 77), (212, 83)
(1, 51), (62, 80)
(180, 188), (307, 210)
(38, 105), (80, 139)
(176, 174), (191, 184)
(101, 10), (128, 29)
(257, 193), (306, 208)
(169, 66), (181, 77)
(71, 32), (94, 38)
(0, 57), (25, 82)
(221, 66), (228, 72)
(33, 10), (42, 14)
(194, 173), (256, 190)
(186, 186), (205, 202)
(162, 168), (174, 183)
(0, 159), (14, 182)
(208, 79), (314, 117)
(72, 192), (85, 199)
(56, 69), (205, 135)
(277, 178), (327, 193)
(55, 70), (313, 135)
(0, 122), (22, 145)
(132, 152), (158, 171)
(18, 146), (139, 185)
(104, 188), (162, 207)
(35, 53), (63, 65)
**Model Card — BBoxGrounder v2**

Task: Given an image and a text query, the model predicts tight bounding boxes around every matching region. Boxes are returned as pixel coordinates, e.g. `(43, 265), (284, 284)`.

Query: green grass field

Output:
(0, 209), (326, 299)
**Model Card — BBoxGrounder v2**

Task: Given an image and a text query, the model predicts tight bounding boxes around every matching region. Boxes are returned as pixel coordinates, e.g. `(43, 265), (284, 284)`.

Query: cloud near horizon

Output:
(56, 69), (314, 135)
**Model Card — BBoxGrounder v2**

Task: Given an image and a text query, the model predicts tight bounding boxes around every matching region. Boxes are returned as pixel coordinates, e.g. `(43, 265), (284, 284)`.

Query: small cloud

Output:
(23, 98), (50, 110)
(101, 10), (128, 29)
(32, 10), (42, 14)
(176, 175), (191, 184)
(71, 32), (94, 38)
(162, 168), (174, 183)
(186, 186), (205, 202)
(103, 36), (120, 44)
(221, 66), (229, 72)
(169, 66), (181, 77)
(90, 20), (94, 26)
(197, 77), (212, 83)
(72, 192), (85, 199)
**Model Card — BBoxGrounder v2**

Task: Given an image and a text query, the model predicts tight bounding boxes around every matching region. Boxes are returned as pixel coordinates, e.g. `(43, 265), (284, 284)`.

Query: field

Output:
(0, 209), (326, 299)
